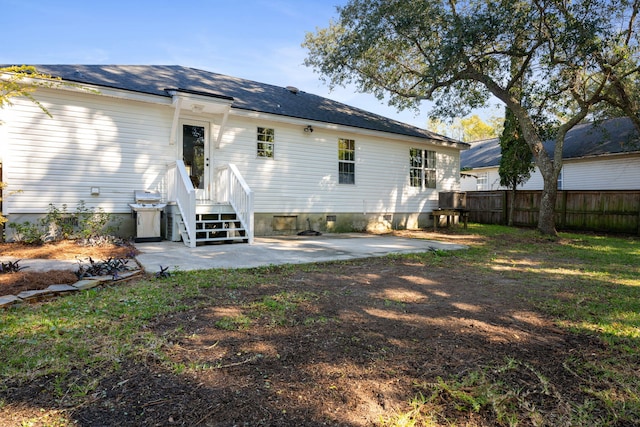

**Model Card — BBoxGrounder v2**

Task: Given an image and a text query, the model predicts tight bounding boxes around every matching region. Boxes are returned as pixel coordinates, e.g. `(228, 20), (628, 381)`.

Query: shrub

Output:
(8, 220), (46, 244)
(8, 201), (121, 244)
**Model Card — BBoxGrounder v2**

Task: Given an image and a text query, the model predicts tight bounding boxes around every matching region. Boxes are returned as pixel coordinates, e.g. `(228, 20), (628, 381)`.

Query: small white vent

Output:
(286, 86), (299, 94)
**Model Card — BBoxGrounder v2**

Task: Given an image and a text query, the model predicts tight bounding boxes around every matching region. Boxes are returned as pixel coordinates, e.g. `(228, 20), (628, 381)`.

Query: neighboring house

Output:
(460, 117), (640, 192)
(0, 65), (468, 246)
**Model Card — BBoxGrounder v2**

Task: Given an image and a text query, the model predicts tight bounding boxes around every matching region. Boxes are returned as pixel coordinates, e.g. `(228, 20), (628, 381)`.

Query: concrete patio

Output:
(134, 233), (467, 272)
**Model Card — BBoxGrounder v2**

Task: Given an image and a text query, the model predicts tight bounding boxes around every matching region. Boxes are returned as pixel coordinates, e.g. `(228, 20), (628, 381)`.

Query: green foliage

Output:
(8, 201), (120, 244)
(461, 114), (501, 142)
(7, 220), (46, 244)
(43, 203), (76, 240)
(499, 107), (534, 225)
(74, 200), (119, 240)
(427, 115), (503, 141)
(499, 110), (533, 189)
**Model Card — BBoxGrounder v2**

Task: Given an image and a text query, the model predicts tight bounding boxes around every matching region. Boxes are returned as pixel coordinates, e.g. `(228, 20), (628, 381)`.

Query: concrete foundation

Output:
(254, 212), (433, 236)
(3, 210), (435, 242)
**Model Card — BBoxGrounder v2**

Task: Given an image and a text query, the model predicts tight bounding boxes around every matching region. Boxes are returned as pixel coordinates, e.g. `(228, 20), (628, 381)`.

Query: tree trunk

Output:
(506, 107), (562, 236)
(538, 176), (558, 236)
(508, 183), (517, 226)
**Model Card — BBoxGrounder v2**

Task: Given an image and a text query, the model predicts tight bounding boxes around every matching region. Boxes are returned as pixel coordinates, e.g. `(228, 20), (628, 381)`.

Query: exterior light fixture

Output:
(304, 125), (313, 133)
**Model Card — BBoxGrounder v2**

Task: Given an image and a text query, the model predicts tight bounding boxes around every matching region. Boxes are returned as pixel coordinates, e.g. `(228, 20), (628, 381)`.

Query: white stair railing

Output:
(214, 163), (254, 244)
(167, 160), (196, 248)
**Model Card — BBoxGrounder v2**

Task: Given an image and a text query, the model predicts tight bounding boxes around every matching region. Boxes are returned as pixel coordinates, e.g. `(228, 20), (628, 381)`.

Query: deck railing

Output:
(167, 160), (196, 247)
(214, 163), (254, 244)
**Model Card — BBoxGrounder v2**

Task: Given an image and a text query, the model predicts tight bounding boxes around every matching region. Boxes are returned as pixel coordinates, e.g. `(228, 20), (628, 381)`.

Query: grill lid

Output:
(134, 190), (161, 204)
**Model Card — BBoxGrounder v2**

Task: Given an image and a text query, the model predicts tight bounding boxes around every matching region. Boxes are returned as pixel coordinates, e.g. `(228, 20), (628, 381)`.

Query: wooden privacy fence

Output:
(466, 190), (640, 234)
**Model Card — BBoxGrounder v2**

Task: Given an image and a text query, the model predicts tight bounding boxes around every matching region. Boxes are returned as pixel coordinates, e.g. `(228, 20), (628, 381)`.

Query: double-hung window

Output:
(409, 148), (436, 188)
(338, 138), (355, 184)
(257, 127), (274, 158)
(477, 172), (488, 190)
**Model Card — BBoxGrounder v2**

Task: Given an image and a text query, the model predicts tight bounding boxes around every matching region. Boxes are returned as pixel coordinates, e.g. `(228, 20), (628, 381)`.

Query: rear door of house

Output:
(180, 120), (210, 201)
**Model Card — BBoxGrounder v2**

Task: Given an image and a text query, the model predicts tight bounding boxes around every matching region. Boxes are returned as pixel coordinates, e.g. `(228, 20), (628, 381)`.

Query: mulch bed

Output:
(0, 240), (136, 297)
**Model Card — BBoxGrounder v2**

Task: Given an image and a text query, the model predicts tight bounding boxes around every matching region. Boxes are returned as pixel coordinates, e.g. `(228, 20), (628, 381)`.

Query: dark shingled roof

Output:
(461, 117), (640, 169)
(30, 64), (463, 146)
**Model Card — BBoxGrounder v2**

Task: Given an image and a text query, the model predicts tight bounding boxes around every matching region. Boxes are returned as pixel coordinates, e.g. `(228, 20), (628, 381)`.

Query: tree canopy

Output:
(427, 114), (502, 141)
(461, 115), (502, 142)
(304, 0), (640, 235)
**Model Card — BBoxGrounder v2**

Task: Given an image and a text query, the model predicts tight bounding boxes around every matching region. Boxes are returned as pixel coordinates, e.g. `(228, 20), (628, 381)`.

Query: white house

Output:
(0, 65), (468, 246)
(460, 117), (640, 192)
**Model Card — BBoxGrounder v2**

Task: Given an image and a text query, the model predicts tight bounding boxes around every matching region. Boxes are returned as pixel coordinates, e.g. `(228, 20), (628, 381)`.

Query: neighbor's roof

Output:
(461, 117), (640, 169)
(28, 64), (464, 147)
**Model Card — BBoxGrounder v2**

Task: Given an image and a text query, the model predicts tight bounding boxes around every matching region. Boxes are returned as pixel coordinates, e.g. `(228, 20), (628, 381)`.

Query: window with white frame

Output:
(409, 148), (436, 188)
(338, 138), (355, 184)
(477, 172), (488, 190)
(257, 127), (274, 158)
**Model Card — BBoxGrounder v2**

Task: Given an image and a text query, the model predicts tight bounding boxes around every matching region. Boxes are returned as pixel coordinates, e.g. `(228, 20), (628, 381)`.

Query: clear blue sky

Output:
(1, 0), (498, 129)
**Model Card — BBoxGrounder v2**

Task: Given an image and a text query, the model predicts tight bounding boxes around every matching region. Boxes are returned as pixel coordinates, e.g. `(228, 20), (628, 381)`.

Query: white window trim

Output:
(410, 148), (437, 189)
(338, 138), (356, 185)
(257, 127), (275, 159)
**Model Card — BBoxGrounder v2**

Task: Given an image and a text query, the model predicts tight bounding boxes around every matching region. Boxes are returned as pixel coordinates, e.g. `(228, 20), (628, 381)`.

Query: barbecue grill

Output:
(129, 190), (167, 242)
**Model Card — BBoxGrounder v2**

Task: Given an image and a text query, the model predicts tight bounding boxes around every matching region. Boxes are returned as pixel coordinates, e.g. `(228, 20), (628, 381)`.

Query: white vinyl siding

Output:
(562, 156), (640, 190)
(2, 89), (174, 214)
(2, 87), (464, 219)
(214, 116), (459, 214)
(460, 154), (640, 192)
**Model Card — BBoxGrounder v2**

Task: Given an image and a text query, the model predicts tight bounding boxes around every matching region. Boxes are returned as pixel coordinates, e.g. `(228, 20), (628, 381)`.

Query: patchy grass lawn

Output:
(0, 225), (638, 426)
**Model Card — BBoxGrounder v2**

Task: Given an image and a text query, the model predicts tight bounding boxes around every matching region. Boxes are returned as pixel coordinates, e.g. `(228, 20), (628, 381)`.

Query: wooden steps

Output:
(176, 203), (248, 246)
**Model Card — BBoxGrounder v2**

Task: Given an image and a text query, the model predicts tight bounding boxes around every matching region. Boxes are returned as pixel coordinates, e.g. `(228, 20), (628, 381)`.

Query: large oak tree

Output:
(304, 0), (640, 235)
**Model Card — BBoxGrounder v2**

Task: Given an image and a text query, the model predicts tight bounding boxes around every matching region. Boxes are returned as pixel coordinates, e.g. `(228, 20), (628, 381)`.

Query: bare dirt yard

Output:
(0, 230), (634, 426)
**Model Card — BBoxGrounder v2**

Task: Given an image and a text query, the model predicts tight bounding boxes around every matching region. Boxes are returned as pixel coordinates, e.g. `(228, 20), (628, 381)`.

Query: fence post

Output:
(502, 191), (508, 225)
(561, 191), (568, 228)
(637, 193), (640, 236)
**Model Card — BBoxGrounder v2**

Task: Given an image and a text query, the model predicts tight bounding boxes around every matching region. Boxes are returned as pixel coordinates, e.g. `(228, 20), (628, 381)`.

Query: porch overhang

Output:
(166, 88), (234, 145)
(166, 88), (234, 114)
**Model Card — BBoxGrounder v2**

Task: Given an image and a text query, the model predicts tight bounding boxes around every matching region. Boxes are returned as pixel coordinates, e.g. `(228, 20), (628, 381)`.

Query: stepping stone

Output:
(0, 295), (22, 308)
(47, 284), (79, 294)
(113, 270), (142, 281)
(86, 275), (116, 284)
(17, 289), (54, 301)
(72, 279), (103, 291)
